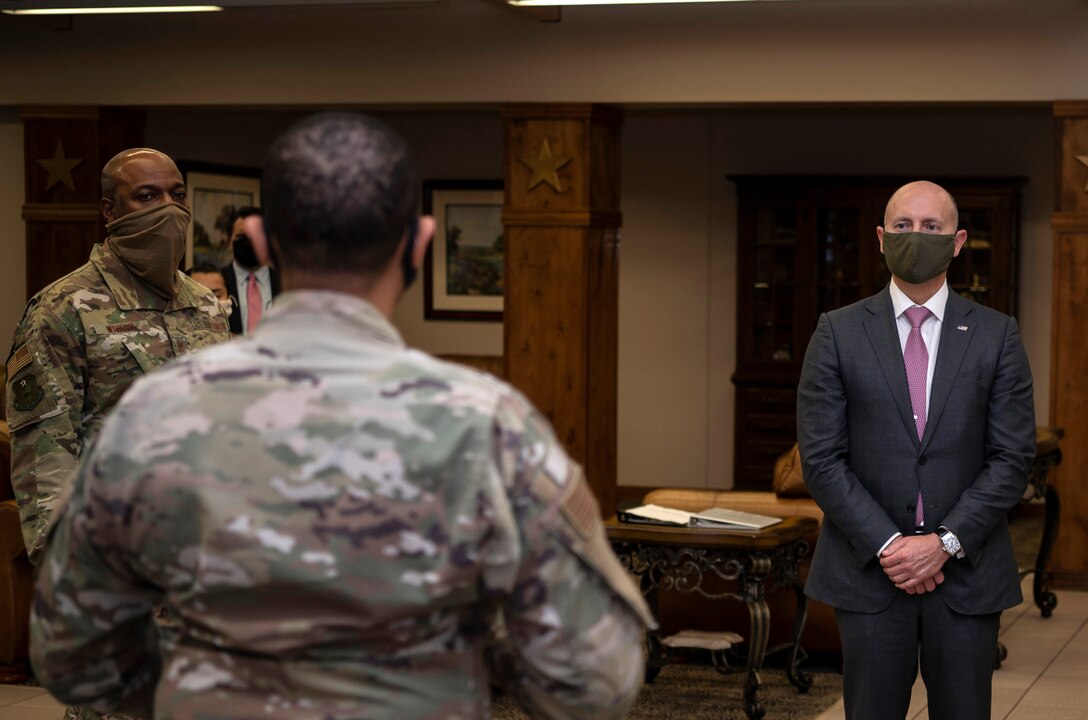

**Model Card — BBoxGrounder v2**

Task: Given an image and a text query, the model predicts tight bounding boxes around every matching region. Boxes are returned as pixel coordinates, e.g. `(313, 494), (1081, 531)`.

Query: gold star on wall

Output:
(37, 140), (83, 192)
(1077, 155), (1088, 191)
(519, 138), (572, 193)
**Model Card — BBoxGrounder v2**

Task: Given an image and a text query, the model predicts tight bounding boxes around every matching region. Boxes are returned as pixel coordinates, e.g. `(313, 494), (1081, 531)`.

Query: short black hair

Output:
(186, 262), (224, 277)
(229, 206), (263, 228)
(262, 112), (418, 276)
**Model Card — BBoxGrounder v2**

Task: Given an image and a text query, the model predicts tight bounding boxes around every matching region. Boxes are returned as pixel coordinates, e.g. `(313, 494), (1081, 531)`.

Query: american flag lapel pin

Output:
(957, 325), (968, 331)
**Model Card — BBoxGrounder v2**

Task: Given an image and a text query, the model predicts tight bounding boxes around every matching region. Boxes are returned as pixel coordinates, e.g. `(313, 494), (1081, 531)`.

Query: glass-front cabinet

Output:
(732, 176), (1022, 490)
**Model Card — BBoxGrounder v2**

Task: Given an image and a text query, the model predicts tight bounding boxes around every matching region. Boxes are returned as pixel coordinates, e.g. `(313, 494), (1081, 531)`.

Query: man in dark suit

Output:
(221, 206), (281, 336)
(797, 180), (1035, 720)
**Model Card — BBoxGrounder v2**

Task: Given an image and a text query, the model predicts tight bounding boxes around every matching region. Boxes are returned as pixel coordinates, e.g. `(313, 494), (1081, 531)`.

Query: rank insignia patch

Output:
(12, 372), (44, 411)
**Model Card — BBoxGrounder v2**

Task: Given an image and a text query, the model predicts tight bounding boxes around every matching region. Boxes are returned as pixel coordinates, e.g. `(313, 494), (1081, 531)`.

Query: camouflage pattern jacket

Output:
(31, 290), (655, 720)
(5, 242), (230, 563)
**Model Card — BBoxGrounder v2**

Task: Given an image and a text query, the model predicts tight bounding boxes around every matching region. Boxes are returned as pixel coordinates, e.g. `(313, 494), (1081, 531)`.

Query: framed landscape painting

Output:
(423, 180), (504, 321)
(180, 162), (261, 270)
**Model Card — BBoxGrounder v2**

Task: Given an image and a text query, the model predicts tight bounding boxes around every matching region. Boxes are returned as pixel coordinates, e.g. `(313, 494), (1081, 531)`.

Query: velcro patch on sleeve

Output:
(559, 464), (600, 541)
(6, 342), (32, 378)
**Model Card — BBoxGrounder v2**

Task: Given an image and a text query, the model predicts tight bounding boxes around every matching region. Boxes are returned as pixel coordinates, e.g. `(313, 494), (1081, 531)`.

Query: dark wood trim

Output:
(502, 210), (623, 227)
(1052, 212), (1088, 230)
(19, 105), (99, 120)
(1053, 101), (1088, 118)
(22, 204), (100, 222)
(502, 104), (623, 124)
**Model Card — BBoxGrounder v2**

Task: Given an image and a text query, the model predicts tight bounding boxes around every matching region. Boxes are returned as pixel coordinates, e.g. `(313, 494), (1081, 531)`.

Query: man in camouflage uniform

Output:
(5, 148), (230, 565)
(6, 149), (229, 718)
(30, 113), (654, 720)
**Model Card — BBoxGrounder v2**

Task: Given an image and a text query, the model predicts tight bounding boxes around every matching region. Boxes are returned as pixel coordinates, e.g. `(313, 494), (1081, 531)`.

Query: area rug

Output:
(491, 665), (842, 720)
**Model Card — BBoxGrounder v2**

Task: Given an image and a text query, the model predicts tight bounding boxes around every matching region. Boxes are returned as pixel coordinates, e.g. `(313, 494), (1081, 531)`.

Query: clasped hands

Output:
(879, 534), (949, 594)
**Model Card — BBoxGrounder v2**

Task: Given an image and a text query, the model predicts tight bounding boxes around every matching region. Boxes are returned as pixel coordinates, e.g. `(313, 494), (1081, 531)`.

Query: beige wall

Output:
(618, 107), (1053, 489)
(0, 111), (25, 357)
(0, 0), (1066, 489)
(0, 106), (1057, 491)
(1, 1), (1088, 105)
(144, 109), (505, 355)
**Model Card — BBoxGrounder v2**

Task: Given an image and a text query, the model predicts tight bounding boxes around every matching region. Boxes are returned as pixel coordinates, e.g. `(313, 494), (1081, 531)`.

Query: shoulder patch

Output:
(559, 464), (599, 541)
(6, 343), (32, 378)
(11, 371), (44, 411)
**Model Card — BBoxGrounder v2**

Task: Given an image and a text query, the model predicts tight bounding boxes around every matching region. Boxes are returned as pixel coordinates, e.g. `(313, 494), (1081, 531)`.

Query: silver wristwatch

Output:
(937, 527), (965, 559)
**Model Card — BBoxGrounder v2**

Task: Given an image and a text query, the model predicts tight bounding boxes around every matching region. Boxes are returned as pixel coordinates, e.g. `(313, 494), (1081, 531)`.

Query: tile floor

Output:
(1, 578), (1085, 720)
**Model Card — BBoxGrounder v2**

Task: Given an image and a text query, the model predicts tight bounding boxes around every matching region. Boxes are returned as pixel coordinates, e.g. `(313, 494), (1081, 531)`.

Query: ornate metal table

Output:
(996, 426), (1064, 668)
(1023, 426), (1063, 617)
(606, 516), (818, 720)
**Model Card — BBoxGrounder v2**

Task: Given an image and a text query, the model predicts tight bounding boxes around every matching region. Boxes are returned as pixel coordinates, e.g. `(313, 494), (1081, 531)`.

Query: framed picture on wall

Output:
(423, 179), (504, 321)
(179, 162), (261, 270)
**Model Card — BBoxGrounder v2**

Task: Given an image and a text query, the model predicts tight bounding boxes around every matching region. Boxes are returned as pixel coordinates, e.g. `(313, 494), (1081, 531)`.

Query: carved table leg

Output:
(640, 569), (668, 683)
(786, 581), (813, 692)
(1033, 484), (1060, 618)
(743, 555), (771, 720)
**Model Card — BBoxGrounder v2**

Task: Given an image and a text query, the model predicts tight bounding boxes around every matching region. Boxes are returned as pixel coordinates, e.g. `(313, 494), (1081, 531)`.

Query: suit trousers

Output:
(836, 591), (1000, 720)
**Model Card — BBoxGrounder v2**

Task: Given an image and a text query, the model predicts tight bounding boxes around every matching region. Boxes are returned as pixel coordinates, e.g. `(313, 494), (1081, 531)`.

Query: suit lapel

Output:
(863, 288), (919, 447)
(922, 291), (975, 451)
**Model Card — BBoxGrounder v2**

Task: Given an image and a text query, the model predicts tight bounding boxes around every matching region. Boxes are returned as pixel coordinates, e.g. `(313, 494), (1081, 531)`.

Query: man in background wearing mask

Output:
(5, 148), (230, 569)
(221, 206), (280, 336)
(797, 181), (1035, 720)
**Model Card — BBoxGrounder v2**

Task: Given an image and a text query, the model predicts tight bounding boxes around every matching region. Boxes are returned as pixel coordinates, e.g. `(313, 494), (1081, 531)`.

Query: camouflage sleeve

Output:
(485, 393), (656, 720)
(30, 419), (159, 717)
(5, 303), (86, 564)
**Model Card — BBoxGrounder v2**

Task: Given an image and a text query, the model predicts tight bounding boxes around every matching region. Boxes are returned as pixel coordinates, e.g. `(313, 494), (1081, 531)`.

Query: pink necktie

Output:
(246, 272), (263, 334)
(904, 305), (931, 526)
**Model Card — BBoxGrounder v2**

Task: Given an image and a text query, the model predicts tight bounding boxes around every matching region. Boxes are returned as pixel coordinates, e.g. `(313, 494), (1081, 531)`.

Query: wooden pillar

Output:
(22, 106), (144, 298)
(502, 104), (622, 516)
(1049, 101), (1088, 590)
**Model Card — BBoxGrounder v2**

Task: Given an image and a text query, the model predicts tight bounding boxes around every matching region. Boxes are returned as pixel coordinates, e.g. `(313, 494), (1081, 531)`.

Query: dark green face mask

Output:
(881, 231), (956, 284)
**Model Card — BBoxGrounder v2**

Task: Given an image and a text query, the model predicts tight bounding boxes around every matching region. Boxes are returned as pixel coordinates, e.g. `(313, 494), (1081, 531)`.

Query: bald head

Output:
(883, 180), (959, 233)
(100, 148), (187, 224)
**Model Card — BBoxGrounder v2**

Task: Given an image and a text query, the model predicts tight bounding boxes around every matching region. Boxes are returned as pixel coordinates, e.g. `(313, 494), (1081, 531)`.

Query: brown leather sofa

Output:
(1, 417), (32, 683)
(640, 449), (840, 660)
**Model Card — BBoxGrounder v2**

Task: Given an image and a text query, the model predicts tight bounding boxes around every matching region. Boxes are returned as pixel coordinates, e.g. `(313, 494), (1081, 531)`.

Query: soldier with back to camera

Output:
(30, 113), (654, 720)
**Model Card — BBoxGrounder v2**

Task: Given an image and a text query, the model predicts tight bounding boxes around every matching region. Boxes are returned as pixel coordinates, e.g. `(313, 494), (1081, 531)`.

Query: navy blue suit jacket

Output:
(797, 286), (1035, 615)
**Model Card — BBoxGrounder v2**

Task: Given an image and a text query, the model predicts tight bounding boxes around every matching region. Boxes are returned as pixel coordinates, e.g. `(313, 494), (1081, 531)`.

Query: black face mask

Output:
(232, 234), (261, 270)
(401, 219), (418, 290)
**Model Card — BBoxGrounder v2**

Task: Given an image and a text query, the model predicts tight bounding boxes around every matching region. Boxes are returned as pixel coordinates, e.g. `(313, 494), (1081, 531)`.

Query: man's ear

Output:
(876, 226), (885, 254)
(100, 196), (115, 223)
(952, 228), (968, 257)
(242, 215), (271, 266)
(413, 216), (436, 268)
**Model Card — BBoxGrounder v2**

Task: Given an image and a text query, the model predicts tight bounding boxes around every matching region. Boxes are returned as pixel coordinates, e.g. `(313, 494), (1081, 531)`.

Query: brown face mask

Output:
(106, 202), (190, 300)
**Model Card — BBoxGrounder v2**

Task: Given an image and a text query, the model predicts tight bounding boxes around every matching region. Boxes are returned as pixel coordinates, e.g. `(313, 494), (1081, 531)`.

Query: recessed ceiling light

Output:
(2, 5), (222, 13)
(509, 0), (776, 5)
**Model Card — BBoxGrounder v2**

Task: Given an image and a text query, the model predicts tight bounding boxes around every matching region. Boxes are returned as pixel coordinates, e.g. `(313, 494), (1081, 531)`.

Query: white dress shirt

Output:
(878, 279), (951, 554)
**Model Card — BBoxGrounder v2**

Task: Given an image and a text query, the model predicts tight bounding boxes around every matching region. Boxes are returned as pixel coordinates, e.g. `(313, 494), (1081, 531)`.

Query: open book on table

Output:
(617, 503), (782, 530)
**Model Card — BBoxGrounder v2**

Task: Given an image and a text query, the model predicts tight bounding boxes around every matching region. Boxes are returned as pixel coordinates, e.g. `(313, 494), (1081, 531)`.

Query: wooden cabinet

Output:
(731, 176), (1022, 490)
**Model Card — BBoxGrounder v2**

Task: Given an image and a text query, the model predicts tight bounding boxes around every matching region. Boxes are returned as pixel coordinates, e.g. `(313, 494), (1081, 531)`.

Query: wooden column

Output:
(502, 104), (622, 516)
(22, 106), (144, 298)
(1049, 101), (1088, 590)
